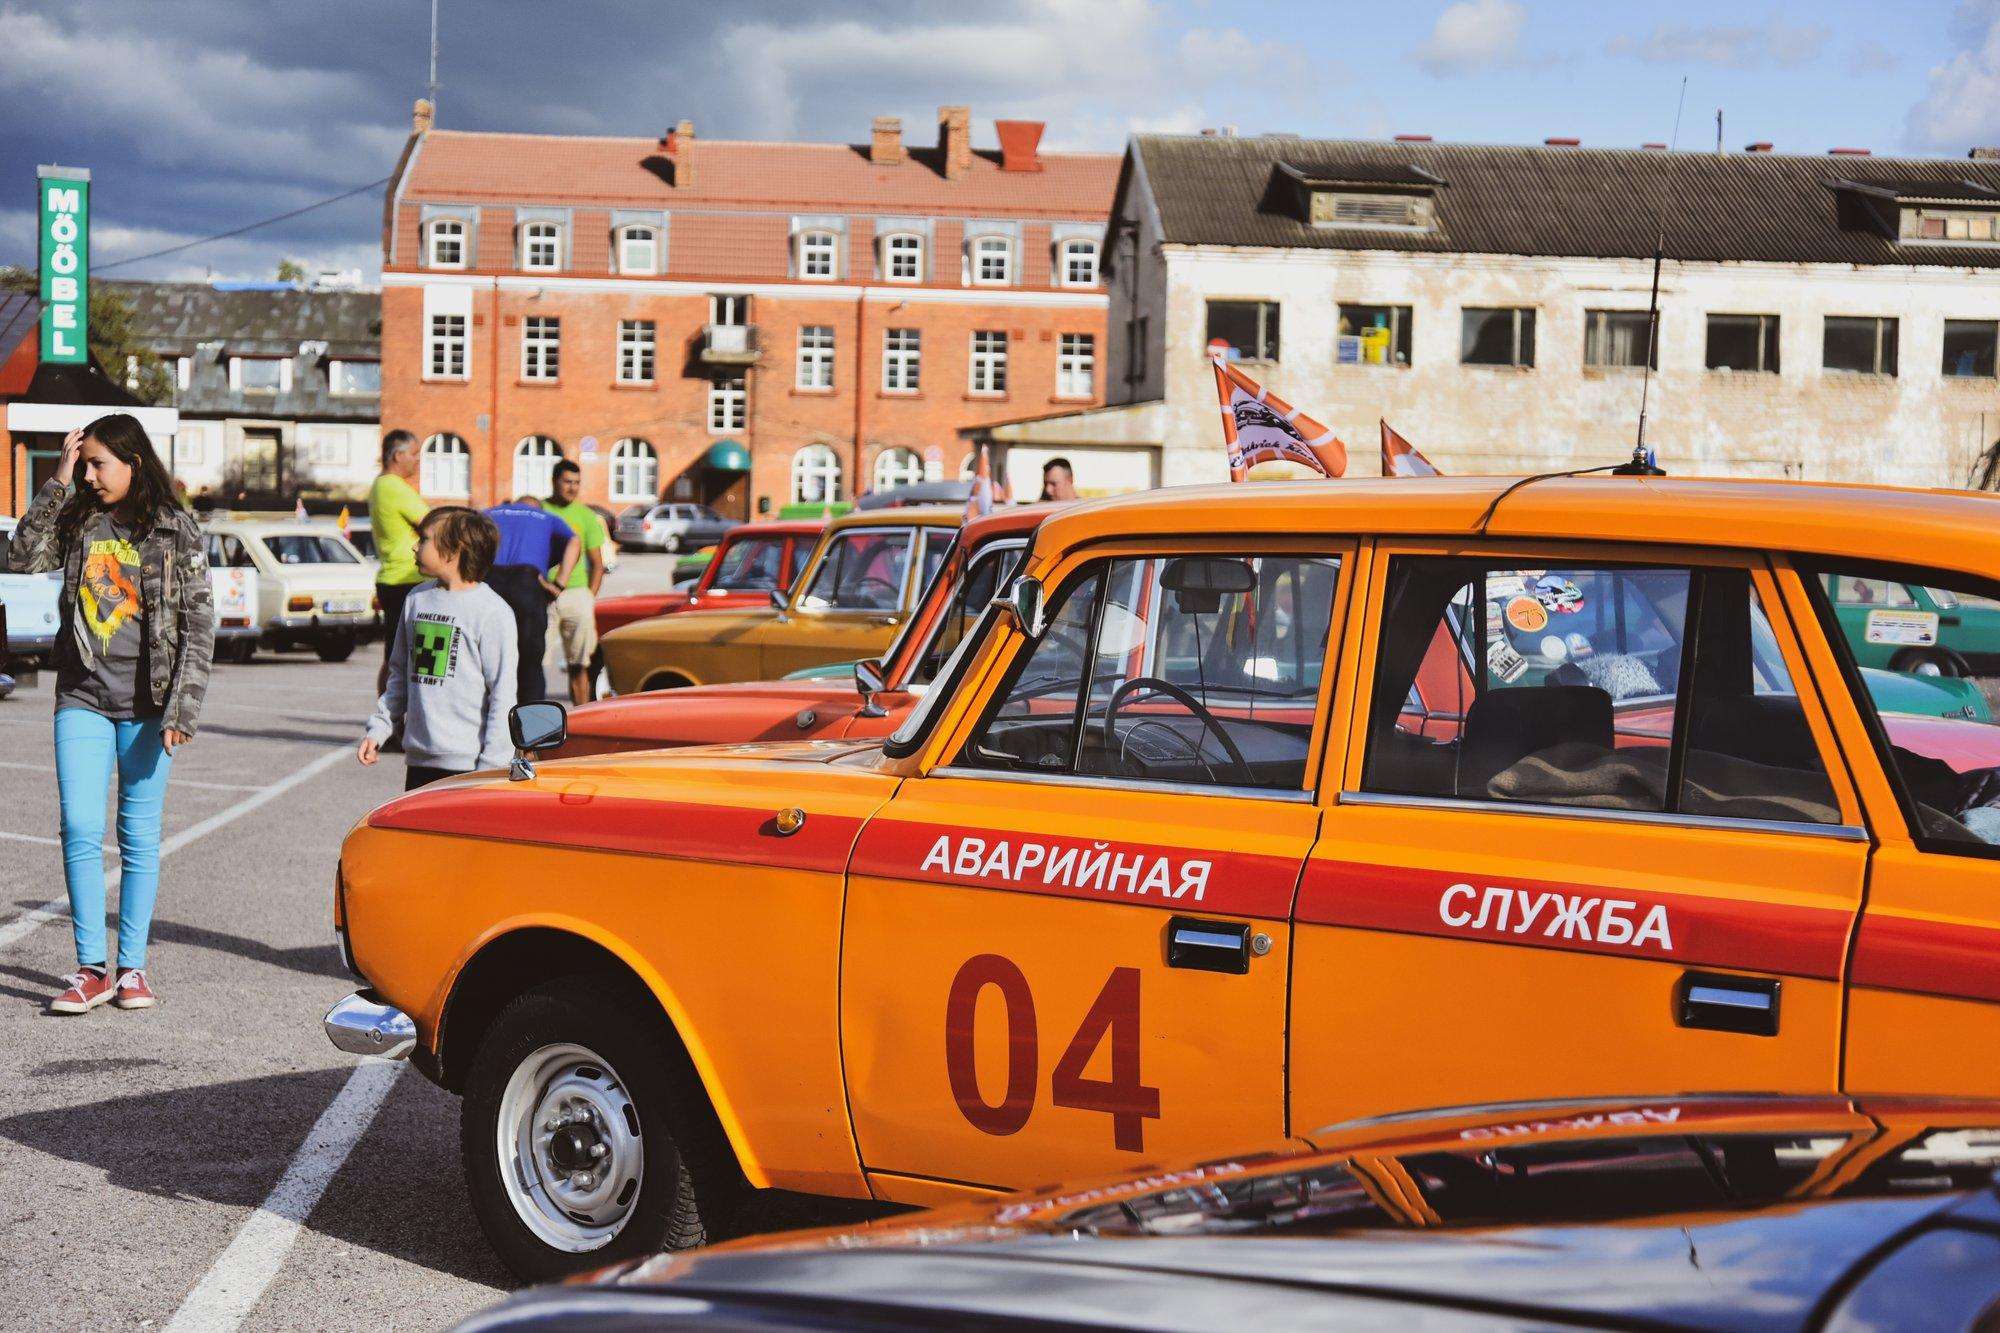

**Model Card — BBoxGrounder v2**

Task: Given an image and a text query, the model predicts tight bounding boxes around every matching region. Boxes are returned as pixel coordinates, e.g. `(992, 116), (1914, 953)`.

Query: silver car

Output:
(613, 503), (733, 553)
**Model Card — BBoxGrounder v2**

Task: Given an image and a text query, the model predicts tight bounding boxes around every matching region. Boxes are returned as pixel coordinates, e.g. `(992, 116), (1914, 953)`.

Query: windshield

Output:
(798, 528), (913, 611)
(262, 534), (359, 565)
(708, 536), (788, 591)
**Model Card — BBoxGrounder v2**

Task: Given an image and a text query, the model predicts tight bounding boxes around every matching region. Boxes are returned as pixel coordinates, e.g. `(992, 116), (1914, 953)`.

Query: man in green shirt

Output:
(367, 429), (429, 695)
(542, 459), (607, 705)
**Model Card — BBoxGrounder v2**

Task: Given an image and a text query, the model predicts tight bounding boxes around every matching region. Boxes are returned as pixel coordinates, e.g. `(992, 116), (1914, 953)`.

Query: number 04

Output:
(944, 954), (1162, 1152)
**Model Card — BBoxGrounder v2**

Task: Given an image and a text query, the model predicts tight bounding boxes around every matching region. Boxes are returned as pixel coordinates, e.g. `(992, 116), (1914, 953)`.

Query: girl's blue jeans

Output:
(54, 707), (173, 970)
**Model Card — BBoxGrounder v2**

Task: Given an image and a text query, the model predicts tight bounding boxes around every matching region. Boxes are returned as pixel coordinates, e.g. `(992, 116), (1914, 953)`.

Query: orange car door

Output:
(751, 525), (923, 678)
(841, 543), (1349, 1199)
(1783, 559), (2000, 1098)
(1291, 544), (1869, 1131)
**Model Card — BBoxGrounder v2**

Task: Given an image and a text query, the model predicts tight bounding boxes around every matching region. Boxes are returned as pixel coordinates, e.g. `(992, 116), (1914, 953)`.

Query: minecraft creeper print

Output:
(412, 618), (457, 682)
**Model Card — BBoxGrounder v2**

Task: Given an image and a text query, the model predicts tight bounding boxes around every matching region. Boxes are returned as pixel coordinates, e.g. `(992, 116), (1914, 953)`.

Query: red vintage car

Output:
(554, 505), (1050, 758)
(592, 519), (824, 638)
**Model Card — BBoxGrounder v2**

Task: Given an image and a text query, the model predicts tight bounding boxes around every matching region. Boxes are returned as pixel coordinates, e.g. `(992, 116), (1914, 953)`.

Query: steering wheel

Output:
(851, 574), (902, 609)
(1102, 676), (1253, 786)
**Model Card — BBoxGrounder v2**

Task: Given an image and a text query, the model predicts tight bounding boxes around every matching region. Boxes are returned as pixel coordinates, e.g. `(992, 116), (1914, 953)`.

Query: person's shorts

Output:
(376, 581), (416, 662)
(551, 586), (597, 667)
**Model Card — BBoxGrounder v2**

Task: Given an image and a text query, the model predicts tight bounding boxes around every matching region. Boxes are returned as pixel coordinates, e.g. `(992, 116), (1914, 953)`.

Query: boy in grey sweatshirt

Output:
(360, 507), (518, 788)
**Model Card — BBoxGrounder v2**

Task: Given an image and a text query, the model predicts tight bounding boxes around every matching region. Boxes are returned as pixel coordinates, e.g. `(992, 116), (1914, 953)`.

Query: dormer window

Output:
(1274, 161), (1443, 233)
(426, 218), (466, 268)
(1902, 206), (2000, 243)
(883, 232), (923, 282)
(617, 225), (658, 274)
(1060, 238), (1098, 287)
(799, 230), (838, 279)
(522, 221), (561, 271)
(972, 235), (1012, 285)
(1312, 191), (1433, 229)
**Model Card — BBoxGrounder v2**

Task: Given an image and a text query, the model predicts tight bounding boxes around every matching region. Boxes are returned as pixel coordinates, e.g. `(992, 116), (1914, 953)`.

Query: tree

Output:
(276, 258), (307, 283)
(0, 265), (173, 405)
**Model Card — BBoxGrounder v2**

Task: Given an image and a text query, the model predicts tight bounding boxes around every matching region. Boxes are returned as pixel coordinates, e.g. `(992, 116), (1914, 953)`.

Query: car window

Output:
(797, 529), (913, 611)
(906, 541), (1028, 687)
(206, 534), (256, 568)
(1832, 575), (1918, 608)
(919, 529), (955, 601)
(1809, 562), (2000, 851)
(1363, 558), (1839, 823)
(710, 536), (786, 591)
(962, 554), (1340, 792)
(785, 537), (812, 587)
(264, 534), (360, 565)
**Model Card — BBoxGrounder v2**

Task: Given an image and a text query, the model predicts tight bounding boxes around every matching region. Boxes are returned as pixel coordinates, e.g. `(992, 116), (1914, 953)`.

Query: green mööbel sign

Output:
(38, 165), (90, 365)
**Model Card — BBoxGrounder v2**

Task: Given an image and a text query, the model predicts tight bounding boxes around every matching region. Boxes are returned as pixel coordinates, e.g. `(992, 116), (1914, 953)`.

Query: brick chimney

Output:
(1972, 147), (2000, 160)
(871, 116), (904, 166)
(1745, 142), (1773, 152)
(938, 105), (971, 181)
(663, 117), (696, 187)
(995, 119), (1044, 172)
(412, 98), (434, 134)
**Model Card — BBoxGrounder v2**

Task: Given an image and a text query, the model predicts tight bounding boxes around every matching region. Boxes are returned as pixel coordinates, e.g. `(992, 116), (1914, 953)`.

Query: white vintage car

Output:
(0, 515), (62, 669)
(205, 517), (378, 662)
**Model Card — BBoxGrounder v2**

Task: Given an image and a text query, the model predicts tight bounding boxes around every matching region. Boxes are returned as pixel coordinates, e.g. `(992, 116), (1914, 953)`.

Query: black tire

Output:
(225, 640), (256, 665)
(315, 635), (356, 663)
(461, 979), (709, 1282)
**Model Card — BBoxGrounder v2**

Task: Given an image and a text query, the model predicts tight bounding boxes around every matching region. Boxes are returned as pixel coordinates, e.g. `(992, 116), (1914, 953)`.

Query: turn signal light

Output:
(287, 595), (315, 612)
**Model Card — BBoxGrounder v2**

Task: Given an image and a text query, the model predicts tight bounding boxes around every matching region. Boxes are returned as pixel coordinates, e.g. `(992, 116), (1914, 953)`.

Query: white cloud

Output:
(1908, 1), (2000, 150)
(1416, 0), (1528, 74)
(1608, 19), (1828, 68)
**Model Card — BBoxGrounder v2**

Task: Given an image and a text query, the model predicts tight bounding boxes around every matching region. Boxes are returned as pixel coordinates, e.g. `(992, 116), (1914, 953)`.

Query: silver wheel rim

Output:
(1915, 659), (1945, 677)
(496, 1041), (644, 1253)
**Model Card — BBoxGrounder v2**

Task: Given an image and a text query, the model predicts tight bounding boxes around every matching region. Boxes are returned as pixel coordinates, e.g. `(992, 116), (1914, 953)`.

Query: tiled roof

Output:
(404, 130), (1119, 219)
(1129, 134), (2000, 267)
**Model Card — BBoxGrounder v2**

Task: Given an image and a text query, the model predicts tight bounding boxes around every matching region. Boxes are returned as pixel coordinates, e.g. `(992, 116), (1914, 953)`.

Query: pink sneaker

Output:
(113, 968), (157, 1010)
(51, 966), (114, 1014)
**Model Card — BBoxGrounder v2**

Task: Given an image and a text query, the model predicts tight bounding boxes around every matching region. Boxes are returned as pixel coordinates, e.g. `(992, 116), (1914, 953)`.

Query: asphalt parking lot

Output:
(0, 553), (754, 1332)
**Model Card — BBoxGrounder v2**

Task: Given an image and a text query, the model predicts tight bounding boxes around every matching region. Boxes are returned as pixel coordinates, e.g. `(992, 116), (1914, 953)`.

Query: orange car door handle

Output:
(1167, 916), (1253, 974)
(1675, 971), (1780, 1037)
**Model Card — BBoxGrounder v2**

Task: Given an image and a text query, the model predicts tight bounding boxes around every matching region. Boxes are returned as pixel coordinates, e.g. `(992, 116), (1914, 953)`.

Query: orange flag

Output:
(1380, 421), (1441, 476)
(1211, 353), (1347, 481)
(964, 444), (994, 521)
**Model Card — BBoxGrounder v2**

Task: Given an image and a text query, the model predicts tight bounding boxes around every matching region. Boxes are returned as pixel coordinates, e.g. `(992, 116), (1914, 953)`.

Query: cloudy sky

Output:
(1, 0), (1995, 282)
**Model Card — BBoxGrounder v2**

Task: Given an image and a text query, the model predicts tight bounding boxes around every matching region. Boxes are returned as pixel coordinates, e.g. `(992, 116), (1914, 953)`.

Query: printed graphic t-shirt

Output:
(57, 511), (158, 719)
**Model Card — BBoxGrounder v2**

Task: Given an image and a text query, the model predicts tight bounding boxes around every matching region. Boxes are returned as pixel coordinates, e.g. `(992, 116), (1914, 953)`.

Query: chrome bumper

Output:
(324, 990), (416, 1060)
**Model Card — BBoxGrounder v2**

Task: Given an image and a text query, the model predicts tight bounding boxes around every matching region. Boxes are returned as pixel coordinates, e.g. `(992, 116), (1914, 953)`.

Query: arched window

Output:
(798, 230), (838, 280)
(420, 432), (471, 498)
(882, 232), (923, 282)
(609, 438), (659, 502)
(1060, 238), (1098, 287)
(791, 443), (842, 505)
(971, 235), (1012, 285)
(512, 435), (563, 499)
(872, 447), (925, 491)
(521, 221), (562, 271)
(615, 225), (658, 275)
(425, 218), (466, 269)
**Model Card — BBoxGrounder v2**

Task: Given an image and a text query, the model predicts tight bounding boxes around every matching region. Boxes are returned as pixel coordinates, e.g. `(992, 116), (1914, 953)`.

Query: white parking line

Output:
(0, 746), (350, 953)
(164, 1058), (404, 1333)
(0, 759), (264, 792)
(0, 829), (59, 846)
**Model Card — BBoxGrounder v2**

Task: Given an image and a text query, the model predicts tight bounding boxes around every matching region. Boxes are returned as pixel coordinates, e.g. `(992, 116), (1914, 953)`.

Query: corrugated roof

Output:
(404, 130), (1119, 219)
(1131, 134), (2000, 267)
(112, 283), (380, 357)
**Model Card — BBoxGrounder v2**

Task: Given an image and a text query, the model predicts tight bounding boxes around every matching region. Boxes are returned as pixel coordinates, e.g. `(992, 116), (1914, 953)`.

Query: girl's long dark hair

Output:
(55, 413), (179, 551)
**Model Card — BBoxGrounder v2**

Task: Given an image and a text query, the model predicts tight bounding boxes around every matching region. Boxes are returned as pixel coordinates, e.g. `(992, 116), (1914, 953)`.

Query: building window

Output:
(711, 293), (749, 326)
(1584, 309), (1657, 369)
(329, 359), (381, 395)
(1311, 191), (1433, 230)
(709, 374), (746, 432)
(617, 320), (655, 384)
(1943, 319), (1998, 378)
(421, 433), (472, 498)
(1461, 308), (1536, 367)
(884, 327), (921, 392)
(427, 314), (467, 379)
(1824, 316), (1898, 376)
(1903, 207), (2000, 242)
(522, 316), (560, 381)
(883, 233), (923, 282)
(176, 356), (191, 391)
(873, 448), (925, 491)
(1337, 304), (1413, 366)
(233, 357), (288, 392)
(1706, 314), (1781, 373)
(970, 330), (1008, 393)
(513, 436), (563, 498)
(972, 235), (1012, 285)
(610, 438), (658, 502)
(522, 221), (561, 271)
(1061, 239), (1098, 287)
(1057, 333), (1095, 397)
(426, 218), (465, 268)
(1207, 300), (1280, 362)
(617, 225), (658, 275)
(792, 443), (842, 505)
(797, 325), (835, 389)
(799, 230), (838, 280)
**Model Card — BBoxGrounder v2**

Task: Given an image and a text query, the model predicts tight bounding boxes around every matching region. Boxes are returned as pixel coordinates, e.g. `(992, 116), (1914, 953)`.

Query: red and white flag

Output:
(964, 444), (994, 521)
(1211, 353), (1348, 481)
(1380, 421), (1441, 477)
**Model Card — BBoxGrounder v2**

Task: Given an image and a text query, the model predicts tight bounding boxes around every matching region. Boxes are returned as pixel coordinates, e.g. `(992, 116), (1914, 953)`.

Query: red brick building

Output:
(379, 102), (1118, 515)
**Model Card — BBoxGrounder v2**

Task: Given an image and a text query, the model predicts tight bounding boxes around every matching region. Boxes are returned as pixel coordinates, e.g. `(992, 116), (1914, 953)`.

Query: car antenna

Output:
(1476, 79), (1686, 537)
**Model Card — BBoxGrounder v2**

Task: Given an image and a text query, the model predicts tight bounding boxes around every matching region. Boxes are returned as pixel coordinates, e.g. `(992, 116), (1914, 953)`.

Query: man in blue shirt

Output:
(483, 497), (580, 703)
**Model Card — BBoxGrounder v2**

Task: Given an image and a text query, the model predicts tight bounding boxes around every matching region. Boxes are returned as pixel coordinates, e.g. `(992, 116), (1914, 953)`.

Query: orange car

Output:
(327, 475), (2000, 1279)
(556, 506), (1049, 759)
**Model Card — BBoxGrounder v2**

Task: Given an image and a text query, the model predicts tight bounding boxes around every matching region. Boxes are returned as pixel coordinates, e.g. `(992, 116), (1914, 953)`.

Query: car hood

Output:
(601, 605), (776, 645)
(564, 680), (854, 736)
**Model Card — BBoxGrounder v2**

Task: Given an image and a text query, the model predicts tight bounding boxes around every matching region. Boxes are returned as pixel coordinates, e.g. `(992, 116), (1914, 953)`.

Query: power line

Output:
(91, 176), (391, 274)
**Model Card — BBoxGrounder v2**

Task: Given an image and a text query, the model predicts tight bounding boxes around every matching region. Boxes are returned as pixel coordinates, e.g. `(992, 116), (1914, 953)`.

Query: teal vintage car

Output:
(1826, 575), (2000, 677)
(1862, 665), (1990, 721)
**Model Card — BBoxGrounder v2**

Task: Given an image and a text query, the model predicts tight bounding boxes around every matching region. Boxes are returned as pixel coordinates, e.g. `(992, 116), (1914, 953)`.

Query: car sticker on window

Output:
(1487, 633), (1530, 683)
(1535, 575), (1586, 614)
(1864, 608), (1940, 646)
(1504, 595), (1549, 634)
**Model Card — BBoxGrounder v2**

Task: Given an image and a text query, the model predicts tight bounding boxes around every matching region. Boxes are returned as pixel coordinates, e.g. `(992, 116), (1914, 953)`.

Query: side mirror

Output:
(769, 588), (790, 612)
(854, 658), (887, 697)
(990, 576), (1046, 639)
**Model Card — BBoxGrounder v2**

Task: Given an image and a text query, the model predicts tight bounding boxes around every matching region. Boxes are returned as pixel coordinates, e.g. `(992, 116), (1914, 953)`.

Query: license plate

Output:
(322, 599), (366, 614)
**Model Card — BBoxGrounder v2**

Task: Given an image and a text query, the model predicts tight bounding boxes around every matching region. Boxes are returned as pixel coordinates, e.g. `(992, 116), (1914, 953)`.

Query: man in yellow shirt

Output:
(367, 430), (429, 696)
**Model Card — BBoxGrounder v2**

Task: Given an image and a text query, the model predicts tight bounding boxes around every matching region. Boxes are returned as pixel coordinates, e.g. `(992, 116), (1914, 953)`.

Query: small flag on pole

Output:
(336, 505), (351, 537)
(1380, 421), (1441, 476)
(964, 444), (994, 521)
(1211, 353), (1347, 481)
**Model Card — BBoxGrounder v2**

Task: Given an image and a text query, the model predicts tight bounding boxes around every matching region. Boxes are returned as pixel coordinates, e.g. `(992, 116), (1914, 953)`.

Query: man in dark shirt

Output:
(482, 496), (580, 704)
